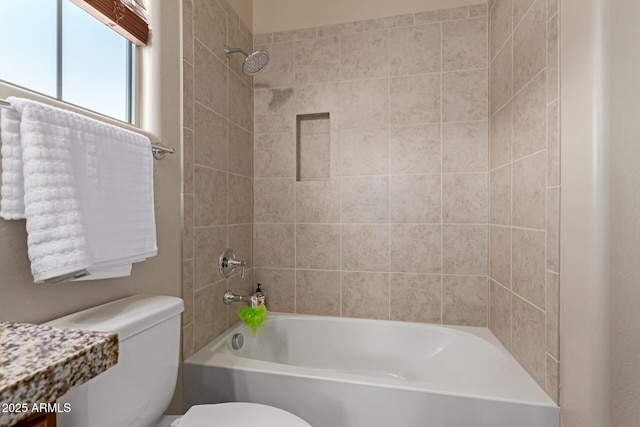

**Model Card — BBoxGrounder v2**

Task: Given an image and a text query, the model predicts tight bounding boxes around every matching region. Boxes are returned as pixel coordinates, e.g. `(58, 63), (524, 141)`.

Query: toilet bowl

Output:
(45, 295), (311, 427)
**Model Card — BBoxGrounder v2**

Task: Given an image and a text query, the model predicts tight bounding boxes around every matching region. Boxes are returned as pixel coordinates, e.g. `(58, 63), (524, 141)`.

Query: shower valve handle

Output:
(218, 248), (246, 279)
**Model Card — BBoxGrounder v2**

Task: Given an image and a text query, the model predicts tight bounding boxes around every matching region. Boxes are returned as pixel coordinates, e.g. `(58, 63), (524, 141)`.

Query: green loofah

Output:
(238, 305), (269, 334)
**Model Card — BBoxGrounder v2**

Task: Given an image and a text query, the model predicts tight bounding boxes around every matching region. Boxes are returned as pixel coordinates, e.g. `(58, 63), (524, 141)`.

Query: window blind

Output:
(70, 0), (149, 46)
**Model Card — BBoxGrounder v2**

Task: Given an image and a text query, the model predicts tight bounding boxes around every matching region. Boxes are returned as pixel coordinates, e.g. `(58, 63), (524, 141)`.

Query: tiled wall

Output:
(487, 0), (560, 402)
(252, 4), (492, 327)
(182, 0), (254, 358)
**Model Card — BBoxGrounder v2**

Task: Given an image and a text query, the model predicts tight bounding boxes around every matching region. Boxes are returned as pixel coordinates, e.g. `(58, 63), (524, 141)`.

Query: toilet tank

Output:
(44, 295), (184, 427)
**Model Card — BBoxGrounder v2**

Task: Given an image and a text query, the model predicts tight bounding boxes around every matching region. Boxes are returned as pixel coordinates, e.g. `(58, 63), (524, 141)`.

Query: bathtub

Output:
(183, 313), (559, 427)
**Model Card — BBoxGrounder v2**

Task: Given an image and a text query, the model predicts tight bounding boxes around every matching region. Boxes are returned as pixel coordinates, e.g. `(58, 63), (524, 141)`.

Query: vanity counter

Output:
(0, 321), (118, 427)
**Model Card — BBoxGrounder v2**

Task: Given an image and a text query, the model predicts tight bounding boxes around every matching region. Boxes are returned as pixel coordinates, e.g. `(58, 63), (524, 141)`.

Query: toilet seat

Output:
(174, 403), (312, 427)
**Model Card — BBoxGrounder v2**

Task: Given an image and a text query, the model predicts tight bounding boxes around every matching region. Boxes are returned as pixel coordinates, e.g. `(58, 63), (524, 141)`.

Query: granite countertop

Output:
(0, 322), (118, 427)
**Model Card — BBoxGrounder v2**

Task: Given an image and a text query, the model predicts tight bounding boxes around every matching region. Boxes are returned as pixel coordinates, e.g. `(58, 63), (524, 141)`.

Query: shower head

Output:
(224, 45), (270, 76)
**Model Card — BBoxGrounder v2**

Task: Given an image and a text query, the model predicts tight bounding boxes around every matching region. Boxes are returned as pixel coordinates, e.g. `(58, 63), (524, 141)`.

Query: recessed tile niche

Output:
(297, 113), (330, 181)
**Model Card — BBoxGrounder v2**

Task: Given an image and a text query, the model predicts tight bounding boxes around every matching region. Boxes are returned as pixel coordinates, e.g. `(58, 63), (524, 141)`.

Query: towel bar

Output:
(0, 98), (175, 160)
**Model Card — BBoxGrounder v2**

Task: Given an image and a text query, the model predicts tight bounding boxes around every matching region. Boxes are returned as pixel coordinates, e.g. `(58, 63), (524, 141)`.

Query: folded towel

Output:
(0, 97), (157, 282)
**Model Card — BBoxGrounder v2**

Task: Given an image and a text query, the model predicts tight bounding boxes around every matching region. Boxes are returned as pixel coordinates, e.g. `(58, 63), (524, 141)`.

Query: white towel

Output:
(0, 97), (157, 282)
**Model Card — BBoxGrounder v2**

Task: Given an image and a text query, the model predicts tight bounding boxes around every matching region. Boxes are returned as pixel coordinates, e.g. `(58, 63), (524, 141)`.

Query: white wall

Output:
(560, 0), (611, 425)
(609, 0), (640, 424)
(253, 0), (484, 33)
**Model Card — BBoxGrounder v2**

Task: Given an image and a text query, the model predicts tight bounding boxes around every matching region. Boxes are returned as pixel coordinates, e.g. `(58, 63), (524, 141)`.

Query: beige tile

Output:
(253, 224), (295, 268)
(489, 279), (512, 350)
(390, 125), (441, 175)
(489, 164), (511, 225)
(443, 69), (488, 122)
(254, 88), (295, 134)
(254, 132), (295, 178)
(228, 224), (252, 270)
(490, 0), (512, 60)
(442, 18), (488, 71)
(183, 61), (194, 130)
(183, 128), (194, 194)
(513, 71), (546, 160)
(442, 121), (488, 173)
(489, 225), (511, 287)
(254, 42), (294, 89)
(547, 14), (559, 102)
(365, 14), (414, 31)
(194, 226), (227, 289)
(470, 3), (488, 17)
(182, 324), (194, 359)
(298, 132), (331, 180)
(341, 30), (389, 80)
(228, 124), (252, 178)
(296, 224), (341, 270)
(254, 33), (273, 45)
(194, 281), (227, 350)
(513, 0), (546, 93)
(193, 0), (227, 60)
(183, 0), (194, 64)
(389, 24), (441, 76)
(228, 72), (252, 131)
(513, 0), (536, 27)
(228, 174), (252, 224)
(194, 167), (227, 226)
(390, 274), (441, 323)
(547, 187), (560, 273)
(443, 275), (488, 326)
(489, 101), (512, 169)
(340, 79), (389, 129)
(342, 272), (390, 320)
(295, 83), (341, 127)
(512, 151), (546, 229)
(390, 224), (442, 274)
(273, 27), (317, 42)
(194, 102), (227, 171)
(390, 175), (441, 223)
(183, 195), (194, 260)
(341, 128), (389, 176)
(442, 225), (487, 274)
(390, 74), (441, 125)
(183, 259), (194, 326)
(318, 21), (363, 38)
(546, 271), (559, 359)
(342, 224), (389, 272)
(295, 37), (341, 85)
(512, 295), (546, 388)
(546, 355), (559, 404)
(414, 6), (468, 24)
(254, 268), (295, 312)
(547, 101), (560, 186)
(295, 179), (340, 223)
(489, 38), (513, 116)
(512, 228), (545, 308)
(341, 176), (389, 223)
(548, 0), (559, 18)
(442, 173), (488, 224)
(296, 270), (341, 316)
(219, 0), (240, 25)
(194, 41), (227, 117)
(253, 178), (294, 223)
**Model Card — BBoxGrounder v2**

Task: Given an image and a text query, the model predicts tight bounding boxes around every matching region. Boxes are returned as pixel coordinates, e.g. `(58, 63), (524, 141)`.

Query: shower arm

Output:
(224, 46), (249, 58)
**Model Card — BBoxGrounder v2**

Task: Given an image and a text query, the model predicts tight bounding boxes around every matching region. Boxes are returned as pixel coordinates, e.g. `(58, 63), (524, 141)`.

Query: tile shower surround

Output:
(251, 6), (491, 329)
(182, 0), (255, 359)
(179, 0), (560, 404)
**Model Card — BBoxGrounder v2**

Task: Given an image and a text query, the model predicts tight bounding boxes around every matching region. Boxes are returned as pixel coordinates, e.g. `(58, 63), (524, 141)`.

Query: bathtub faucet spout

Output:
(223, 290), (254, 305)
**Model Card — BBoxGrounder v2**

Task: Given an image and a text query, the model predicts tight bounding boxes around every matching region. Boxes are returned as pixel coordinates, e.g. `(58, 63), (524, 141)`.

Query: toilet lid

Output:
(177, 403), (312, 427)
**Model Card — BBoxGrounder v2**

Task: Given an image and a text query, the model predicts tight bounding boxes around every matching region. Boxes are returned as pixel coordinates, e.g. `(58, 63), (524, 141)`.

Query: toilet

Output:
(44, 295), (311, 427)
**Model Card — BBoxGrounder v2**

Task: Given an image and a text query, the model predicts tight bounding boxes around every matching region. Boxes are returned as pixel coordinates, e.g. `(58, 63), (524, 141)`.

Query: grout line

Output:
(439, 21), (445, 325)
(387, 26), (392, 321)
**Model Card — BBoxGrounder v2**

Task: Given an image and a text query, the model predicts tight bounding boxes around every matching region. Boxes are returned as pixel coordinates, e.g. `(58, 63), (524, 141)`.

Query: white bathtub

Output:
(183, 313), (559, 427)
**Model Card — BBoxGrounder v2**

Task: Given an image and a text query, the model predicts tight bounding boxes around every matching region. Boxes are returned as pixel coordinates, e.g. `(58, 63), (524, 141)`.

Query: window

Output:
(0, 0), (135, 123)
